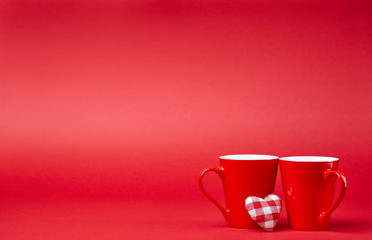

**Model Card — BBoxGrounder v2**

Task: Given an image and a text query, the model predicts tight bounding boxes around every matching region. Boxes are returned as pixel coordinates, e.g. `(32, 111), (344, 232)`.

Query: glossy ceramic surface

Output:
(279, 156), (347, 231)
(198, 154), (279, 228)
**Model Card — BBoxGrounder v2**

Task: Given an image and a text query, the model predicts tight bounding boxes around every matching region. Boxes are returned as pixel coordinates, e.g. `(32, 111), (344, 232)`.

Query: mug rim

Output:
(219, 154), (279, 160)
(279, 156), (339, 162)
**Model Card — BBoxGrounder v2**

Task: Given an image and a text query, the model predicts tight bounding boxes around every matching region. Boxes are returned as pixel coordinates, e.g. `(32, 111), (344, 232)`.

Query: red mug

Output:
(279, 156), (347, 230)
(198, 154), (279, 228)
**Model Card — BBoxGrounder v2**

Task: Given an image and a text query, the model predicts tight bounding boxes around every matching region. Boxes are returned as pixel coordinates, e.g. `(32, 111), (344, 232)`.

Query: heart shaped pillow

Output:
(245, 194), (282, 231)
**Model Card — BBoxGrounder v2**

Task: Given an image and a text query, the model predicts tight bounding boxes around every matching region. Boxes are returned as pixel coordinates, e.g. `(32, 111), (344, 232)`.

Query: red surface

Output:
(199, 155), (278, 228)
(0, 0), (372, 239)
(280, 158), (346, 230)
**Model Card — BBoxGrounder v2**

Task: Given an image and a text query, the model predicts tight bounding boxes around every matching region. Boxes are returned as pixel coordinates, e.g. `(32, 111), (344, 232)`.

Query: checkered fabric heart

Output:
(245, 194), (281, 232)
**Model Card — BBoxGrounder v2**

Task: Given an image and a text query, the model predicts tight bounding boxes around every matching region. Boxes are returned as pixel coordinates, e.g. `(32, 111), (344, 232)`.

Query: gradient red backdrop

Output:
(0, 0), (371, 239)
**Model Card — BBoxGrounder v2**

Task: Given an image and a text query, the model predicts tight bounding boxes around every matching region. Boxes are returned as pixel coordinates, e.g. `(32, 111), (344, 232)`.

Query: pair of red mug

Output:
(198, 154), (347, 231)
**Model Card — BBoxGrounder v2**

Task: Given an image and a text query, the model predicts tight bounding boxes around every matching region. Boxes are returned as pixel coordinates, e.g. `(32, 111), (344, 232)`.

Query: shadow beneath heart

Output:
(274, 219), (290, 231)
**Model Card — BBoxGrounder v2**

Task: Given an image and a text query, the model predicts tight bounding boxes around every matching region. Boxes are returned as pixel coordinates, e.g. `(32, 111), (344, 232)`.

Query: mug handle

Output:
(198, 167), (231, 222)
(317, 170), (347, 224)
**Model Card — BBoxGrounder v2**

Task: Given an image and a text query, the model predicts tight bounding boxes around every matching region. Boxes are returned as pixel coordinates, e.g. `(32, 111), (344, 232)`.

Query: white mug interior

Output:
(279, 156), (339, 162)
(219, 154), (279, 160)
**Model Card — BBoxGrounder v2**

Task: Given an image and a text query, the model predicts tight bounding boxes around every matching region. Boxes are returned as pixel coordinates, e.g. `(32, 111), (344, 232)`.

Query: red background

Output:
(0, 0), (371, 239)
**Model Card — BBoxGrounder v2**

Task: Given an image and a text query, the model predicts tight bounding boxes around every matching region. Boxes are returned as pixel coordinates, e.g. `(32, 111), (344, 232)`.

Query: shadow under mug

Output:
(280, 156), (347, 231)
(198, 154), (279, 228)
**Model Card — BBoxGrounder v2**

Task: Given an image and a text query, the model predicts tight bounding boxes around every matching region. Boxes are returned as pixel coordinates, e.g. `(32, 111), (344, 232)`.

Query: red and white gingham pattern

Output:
(245, 194), (282, 231)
